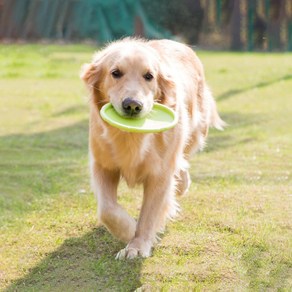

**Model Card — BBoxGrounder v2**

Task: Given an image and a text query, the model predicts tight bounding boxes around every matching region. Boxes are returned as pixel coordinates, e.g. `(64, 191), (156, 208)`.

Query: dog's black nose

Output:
(122, 98), (143, 116)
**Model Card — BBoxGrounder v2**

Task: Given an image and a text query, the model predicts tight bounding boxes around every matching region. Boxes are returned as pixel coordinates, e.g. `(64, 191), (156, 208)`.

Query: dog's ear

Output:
(157, 66), (176, 109)
(80, 51), (110, 110)
(80, 50), (108, 88)
(80, 63), (99, 87)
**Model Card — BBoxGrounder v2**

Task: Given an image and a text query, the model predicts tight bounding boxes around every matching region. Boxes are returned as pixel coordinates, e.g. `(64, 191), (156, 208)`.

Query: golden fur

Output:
(81, 38), (224, 259)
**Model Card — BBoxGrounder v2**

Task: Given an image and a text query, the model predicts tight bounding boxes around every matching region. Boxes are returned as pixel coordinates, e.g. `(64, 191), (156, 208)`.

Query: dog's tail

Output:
(205, 86), (226, 131)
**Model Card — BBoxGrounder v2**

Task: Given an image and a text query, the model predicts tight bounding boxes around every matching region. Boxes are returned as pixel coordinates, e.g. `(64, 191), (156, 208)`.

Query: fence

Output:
(0, 0), (291, 51)
(199, 0), (292, 51)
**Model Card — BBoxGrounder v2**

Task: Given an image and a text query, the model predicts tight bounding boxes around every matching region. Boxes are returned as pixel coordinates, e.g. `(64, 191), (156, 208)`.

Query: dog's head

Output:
(81, 39), (175, 118)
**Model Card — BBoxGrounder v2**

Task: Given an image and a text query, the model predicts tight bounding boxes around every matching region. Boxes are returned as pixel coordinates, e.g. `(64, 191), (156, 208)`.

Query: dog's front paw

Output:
(115, 247), (140, 260)
(115, 239), (152, 260)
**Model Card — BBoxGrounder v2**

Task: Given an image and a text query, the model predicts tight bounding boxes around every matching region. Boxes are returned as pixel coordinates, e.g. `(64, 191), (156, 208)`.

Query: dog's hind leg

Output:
(91, 163), (136, 243)
(176, 169), (191, 196)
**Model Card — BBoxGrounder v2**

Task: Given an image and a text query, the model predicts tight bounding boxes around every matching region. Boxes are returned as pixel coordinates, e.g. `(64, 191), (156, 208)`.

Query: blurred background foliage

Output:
(0, 0), (291, 51)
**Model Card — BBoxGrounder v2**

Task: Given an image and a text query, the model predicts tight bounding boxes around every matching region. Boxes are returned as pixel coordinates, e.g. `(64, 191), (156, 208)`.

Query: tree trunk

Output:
(230, 0), (242, 50)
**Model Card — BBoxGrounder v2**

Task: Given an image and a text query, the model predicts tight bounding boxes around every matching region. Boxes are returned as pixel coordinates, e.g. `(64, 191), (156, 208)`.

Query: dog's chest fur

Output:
(99, 128), (163, 187)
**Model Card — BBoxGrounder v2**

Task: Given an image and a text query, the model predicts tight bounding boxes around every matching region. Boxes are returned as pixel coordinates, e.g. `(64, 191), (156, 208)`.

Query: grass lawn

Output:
(0, 44), (291, 291)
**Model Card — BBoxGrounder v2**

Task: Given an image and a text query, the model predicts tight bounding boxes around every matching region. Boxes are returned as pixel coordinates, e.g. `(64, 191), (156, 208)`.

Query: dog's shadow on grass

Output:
(6, 227), (143, 291)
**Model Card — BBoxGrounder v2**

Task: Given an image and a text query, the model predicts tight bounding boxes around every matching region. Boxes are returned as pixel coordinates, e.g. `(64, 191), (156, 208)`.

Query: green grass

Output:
(0, 45), (291, 291)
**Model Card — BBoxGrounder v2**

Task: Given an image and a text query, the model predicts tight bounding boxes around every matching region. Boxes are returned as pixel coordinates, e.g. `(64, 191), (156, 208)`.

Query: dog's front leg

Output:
(116, 174), (177, 259)
(92, 162), (136, 243)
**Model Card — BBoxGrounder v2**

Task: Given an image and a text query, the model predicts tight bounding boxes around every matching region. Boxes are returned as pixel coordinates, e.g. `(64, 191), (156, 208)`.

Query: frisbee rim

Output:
(100, 103), (178, 133)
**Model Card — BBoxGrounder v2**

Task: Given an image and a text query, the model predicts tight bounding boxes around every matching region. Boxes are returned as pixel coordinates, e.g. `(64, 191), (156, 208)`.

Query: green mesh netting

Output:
(0, 0), (171, 43)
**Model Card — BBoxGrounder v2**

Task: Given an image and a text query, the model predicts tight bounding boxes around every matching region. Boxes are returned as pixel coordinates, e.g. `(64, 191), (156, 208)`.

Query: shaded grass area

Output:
(217, 73), (292, 101)
(0, 45), (291, 291)
(0, 121), (88, 220)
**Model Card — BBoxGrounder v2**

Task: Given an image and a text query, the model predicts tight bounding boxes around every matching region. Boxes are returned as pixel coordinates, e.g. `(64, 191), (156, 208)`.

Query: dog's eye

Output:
(143, 72), (153, 81)
(111, 69), (123, 79)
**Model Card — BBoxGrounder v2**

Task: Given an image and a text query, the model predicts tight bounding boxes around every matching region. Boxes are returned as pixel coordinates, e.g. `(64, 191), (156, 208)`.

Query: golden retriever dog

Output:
(81, 38), (224, 259)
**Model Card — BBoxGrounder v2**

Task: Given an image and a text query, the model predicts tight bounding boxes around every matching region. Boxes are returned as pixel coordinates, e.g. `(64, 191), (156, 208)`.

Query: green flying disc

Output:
(100, 103), (178, 133)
